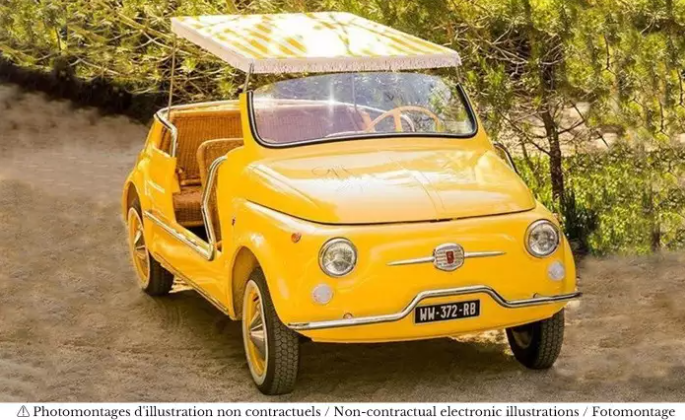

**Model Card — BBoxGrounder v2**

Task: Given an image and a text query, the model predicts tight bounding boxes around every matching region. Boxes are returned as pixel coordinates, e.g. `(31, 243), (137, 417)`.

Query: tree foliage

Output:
(1, 0), (684, 255)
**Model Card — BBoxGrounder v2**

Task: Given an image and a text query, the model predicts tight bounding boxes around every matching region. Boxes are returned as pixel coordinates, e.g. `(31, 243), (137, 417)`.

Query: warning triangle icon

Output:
(17, 405), (30, 417)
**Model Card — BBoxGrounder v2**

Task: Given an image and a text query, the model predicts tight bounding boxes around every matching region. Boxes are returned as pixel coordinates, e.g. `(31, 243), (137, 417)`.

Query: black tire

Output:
(129, 199), (174, 296)
(506, 309), (565, 369)
(244, 268), (300, 395)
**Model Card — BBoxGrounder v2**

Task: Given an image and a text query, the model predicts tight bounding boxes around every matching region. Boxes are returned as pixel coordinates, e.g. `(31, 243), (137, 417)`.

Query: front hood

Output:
(244, 148), (536, 224)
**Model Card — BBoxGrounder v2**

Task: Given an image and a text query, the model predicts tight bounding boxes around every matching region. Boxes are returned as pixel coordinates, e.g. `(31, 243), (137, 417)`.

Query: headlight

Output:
(319, 238), (357, 277)
(525, 220), (560, 258)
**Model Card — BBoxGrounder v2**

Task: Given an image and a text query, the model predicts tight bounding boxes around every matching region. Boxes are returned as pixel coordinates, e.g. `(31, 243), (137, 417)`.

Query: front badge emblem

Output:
(433, 243), (465, 271)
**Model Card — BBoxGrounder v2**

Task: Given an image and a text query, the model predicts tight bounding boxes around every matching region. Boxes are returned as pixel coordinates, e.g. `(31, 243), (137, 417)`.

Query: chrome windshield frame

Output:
(246, 77), (479, 149)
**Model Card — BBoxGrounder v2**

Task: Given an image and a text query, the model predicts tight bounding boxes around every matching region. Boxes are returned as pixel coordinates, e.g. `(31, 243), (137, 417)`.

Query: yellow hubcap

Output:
(127, 208), (150, 288)
(243, 280), (268, 384)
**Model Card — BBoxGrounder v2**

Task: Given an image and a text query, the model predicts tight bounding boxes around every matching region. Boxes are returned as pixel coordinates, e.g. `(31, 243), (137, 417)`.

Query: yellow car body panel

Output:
(123, 92), (578, 343)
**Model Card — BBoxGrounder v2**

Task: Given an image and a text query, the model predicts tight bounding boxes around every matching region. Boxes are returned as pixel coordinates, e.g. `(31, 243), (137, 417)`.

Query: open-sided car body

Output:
(122, 12), (580, 395)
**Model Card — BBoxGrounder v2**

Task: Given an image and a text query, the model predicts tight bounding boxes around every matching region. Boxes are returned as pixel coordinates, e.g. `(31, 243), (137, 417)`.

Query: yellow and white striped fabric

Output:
(171, 12), (461, 74)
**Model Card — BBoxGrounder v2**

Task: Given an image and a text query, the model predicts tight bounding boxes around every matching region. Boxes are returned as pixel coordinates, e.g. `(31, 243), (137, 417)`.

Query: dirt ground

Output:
(1, 84), (685, 402)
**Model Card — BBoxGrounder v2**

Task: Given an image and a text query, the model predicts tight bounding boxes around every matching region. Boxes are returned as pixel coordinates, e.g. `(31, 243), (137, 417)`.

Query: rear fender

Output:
(122, 121), (166, 218)
(122, 171), (149, 218)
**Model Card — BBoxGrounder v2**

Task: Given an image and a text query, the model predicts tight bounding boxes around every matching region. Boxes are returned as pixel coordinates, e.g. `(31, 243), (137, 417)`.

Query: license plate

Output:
(414, 300), (480, 324)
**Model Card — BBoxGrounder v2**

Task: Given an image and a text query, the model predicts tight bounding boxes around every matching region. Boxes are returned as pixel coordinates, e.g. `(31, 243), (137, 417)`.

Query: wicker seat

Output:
(161, 108), (242, 227)
(172, 187), (203, 227)
(197, 138), (244, 186)
(196, 138), (244, 242)
(160, 108), (242, 181)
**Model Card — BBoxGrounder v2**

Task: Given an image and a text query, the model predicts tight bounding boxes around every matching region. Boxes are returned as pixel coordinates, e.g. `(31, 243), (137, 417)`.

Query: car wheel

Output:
(127, 199), (174, 296)
(506, 309), (565, 369)
(242, 268), (299, 395)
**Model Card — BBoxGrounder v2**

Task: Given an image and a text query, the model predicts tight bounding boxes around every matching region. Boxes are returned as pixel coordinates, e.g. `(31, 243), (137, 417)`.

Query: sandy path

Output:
(1, 84), (684, 402)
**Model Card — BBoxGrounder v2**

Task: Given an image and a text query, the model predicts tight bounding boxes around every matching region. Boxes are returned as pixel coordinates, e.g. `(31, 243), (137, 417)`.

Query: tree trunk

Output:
(646, 183), (661, 252)
(541, 108), (565, 205)
(651, 223), (661, 252)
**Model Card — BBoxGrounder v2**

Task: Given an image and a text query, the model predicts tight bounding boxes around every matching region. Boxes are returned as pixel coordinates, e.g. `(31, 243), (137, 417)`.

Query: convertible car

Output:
(122, 12), (581, 395)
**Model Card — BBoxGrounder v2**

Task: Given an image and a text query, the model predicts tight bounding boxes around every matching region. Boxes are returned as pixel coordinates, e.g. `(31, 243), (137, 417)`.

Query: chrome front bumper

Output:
(287, 285), (581, 331)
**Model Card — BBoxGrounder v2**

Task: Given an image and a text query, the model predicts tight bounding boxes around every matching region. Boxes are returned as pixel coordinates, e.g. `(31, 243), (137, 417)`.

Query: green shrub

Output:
(517, 143), (685, 255)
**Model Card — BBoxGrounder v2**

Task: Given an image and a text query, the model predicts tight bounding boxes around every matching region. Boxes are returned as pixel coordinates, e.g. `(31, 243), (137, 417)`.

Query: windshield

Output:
(250, 72), (476, 146)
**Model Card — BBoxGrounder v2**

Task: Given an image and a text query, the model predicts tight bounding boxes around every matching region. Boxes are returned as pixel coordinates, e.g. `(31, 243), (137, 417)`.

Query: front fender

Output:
(230, 200), (320, 324)
(562, 236), (577, 285)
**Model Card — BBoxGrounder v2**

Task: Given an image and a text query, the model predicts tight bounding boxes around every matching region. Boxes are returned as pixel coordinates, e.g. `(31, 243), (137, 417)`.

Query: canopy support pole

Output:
(167, 35), (178, 116)
(454, 65), (463, 84)
(243, 63), (254, 93)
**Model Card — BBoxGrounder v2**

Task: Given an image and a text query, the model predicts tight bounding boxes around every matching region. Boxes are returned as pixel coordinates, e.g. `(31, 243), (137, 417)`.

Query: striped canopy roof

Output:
(170, 12), (461, 74)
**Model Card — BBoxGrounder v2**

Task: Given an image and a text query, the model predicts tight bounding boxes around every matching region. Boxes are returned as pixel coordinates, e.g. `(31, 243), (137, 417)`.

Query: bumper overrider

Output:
(287, 286), (581, 331)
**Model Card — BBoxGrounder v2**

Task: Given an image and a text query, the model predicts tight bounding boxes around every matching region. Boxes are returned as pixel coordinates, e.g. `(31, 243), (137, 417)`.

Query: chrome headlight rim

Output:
(318, 237), (357, 277)
(525, 219), (560, 258)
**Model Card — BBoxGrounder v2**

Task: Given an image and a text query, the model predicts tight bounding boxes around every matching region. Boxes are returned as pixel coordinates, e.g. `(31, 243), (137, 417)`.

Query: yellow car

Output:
(122, 12), (580, 395)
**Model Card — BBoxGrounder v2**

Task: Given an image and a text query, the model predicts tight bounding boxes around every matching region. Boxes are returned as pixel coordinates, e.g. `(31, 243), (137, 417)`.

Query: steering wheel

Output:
(365, 106), (443, 133)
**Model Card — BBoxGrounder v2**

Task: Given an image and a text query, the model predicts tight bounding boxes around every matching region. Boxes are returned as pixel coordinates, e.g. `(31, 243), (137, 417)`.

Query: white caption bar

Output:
(1, 403), (681, 419)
